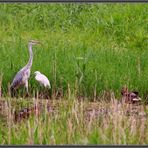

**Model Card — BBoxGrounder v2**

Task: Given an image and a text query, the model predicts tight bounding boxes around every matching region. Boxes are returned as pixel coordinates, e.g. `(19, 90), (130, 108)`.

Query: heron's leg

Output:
(25, 80), (29, 97)
(25, 81), (28, 92)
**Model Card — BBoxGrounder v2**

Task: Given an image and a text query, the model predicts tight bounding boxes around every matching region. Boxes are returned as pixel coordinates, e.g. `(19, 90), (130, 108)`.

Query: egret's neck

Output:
(26, 43), (33, 69)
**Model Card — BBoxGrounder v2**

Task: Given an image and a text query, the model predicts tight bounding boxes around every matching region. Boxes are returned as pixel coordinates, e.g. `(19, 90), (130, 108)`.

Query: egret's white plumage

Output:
(34, 71), (51, 88)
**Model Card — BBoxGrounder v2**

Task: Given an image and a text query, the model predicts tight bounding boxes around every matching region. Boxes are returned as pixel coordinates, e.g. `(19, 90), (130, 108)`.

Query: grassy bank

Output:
(0, 95), (148, 144)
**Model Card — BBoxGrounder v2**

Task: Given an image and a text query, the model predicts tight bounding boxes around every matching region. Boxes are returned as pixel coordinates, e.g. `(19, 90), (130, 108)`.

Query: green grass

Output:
(0, 3), (148, 144)
(0, 3), (147, 99)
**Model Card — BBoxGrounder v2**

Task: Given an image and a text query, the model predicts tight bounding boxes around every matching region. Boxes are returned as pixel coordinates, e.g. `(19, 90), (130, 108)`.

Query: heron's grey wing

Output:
(11, 71), (24, 89)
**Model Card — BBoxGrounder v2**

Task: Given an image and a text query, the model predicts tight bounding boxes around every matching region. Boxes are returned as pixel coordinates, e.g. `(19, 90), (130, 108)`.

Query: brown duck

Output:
(14, 104), (41, 122)
(121, 87), (142, 104)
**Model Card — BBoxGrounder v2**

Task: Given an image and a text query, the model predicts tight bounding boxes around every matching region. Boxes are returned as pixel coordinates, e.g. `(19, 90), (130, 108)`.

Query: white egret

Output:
(34, 71), (51, 89)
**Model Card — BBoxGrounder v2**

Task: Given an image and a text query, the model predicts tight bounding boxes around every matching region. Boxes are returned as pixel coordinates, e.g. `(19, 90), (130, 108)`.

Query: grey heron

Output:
(10, 40), (40, 96)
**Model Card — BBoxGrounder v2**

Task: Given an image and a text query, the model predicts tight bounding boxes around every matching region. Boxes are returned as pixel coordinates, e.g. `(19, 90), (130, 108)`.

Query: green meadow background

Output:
(0, 3), (148, 100)
(0, 4), (148, 145)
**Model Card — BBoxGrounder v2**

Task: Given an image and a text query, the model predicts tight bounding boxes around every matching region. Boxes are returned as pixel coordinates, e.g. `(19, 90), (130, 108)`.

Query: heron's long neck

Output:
(26, 44), (33, 69)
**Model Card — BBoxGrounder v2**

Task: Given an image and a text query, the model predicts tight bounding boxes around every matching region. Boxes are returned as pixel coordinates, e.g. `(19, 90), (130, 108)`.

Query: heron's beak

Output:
(34, 41), (41, 44)
(29, 40), (41, 45)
